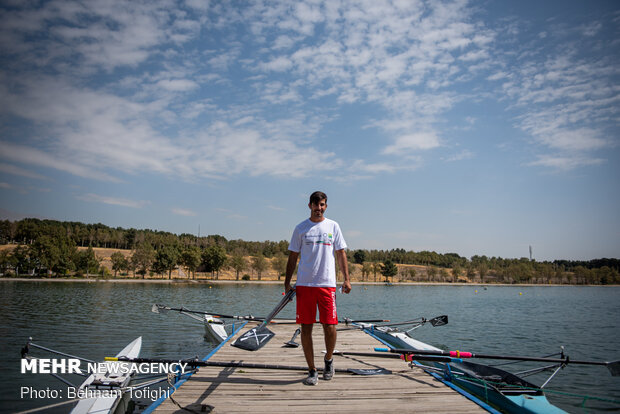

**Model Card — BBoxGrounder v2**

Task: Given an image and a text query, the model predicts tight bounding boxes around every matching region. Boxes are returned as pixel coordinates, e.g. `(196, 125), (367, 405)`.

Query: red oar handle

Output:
(449, 350), (473, 358)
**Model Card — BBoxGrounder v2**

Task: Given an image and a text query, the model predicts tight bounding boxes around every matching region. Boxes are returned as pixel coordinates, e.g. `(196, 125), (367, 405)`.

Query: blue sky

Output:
(0, 0), (618, 261)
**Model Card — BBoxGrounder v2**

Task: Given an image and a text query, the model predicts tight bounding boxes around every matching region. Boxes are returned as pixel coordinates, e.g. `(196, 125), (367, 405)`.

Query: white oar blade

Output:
(348, 368), (392, 375)
(232, 326), (275, 351)
(152, 304), (170, 314)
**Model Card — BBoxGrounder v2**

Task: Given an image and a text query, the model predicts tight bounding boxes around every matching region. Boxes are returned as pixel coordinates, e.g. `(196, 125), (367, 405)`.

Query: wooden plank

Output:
(153, 323), (487, 414)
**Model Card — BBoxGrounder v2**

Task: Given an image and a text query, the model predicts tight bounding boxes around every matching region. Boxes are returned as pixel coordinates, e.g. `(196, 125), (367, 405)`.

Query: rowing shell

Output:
(70, 337), (142, 414)
(359, 324), (566, 414)
(203, 315), (228, 344)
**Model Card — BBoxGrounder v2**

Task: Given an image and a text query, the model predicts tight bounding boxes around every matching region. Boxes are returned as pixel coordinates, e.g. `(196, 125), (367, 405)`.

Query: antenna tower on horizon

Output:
(529, 245), (533, 261)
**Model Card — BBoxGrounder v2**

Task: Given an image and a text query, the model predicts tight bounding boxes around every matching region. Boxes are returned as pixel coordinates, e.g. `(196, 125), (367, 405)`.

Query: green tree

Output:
(180, 246), (201, 279)
(202, 244), (227, 279)
(0, 220), (13, 244)
(230, 253), (247, 281)
(440, 268), (450, 282)
(271, 253), (288, 280)
(0, 249), (13, 275)
(380, 259), (398, 282)
(132, 243), (155, 279)
(75, 246), (100, 276)
(154, 244), (181, 279)
(451, 264), (462, 282)
(353, 250), (366, 265)
(110, 251), (129, 277)
(477, 263), (488, 283)
(372, 262), (381, 282)
(12, 246), (33, 275)
(30, 235), (75, 275)
(361, 262), (372, 281)
(251, 254), (268, 280)
(408, 268), (417, 281)
(427, 266), (437, 282)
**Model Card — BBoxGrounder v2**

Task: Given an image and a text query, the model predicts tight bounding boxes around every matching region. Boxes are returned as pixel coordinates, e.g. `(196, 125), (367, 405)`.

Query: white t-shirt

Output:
(288, 218), (347, 287)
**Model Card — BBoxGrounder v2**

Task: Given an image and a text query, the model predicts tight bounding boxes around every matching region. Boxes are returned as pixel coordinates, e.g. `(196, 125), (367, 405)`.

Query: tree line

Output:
(0, 218), (618, 284)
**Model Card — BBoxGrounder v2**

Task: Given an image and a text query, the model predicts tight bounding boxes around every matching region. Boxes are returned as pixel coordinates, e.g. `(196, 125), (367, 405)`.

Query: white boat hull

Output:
(203, 315), (228, 343)
(70, 337), (142, 414)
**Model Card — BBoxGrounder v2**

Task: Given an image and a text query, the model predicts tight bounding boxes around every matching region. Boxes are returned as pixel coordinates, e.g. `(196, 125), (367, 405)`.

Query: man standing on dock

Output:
(284, 191), (352, 386)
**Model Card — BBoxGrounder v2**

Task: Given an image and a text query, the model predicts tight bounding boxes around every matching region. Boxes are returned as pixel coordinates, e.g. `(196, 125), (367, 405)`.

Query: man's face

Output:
(308, 199), (327, 221)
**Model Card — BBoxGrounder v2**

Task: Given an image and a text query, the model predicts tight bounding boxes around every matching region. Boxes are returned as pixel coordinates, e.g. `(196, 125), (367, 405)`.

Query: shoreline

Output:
(1, 277), (617, 287)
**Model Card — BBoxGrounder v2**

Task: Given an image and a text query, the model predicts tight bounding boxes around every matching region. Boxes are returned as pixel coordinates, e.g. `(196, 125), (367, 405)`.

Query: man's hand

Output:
(284, 251), (299, 294)
(341, 280), (352, 294)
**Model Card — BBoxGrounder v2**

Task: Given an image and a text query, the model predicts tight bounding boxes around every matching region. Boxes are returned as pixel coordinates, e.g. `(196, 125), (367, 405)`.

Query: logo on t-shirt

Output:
(304, 232), (333, 246)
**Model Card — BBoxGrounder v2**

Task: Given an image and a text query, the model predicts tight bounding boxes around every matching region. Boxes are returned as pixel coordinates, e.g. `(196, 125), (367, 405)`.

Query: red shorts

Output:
(296, 286), (338, 325)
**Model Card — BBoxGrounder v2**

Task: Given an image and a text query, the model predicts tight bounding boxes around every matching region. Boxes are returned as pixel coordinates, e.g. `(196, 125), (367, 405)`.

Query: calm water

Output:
(1, 281), (619, 413)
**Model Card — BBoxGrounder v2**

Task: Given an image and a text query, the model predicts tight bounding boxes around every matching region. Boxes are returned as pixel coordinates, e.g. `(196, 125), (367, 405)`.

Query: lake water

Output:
(1, 281), (619, 413)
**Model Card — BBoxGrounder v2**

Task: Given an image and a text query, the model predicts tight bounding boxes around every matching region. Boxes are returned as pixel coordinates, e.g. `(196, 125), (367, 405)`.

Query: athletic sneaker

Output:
(303, 369), (318, 385)
(323, 358), (334, 381)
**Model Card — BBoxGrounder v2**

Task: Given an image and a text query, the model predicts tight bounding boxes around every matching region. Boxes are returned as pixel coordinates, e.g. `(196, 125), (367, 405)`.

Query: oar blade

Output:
(283, 328), (301, 348)
(607, 360), (620, 376)
(348, 368), (392, 375)
(430, 315), (448, 327)
(232, 325), (275, 351)
(152, 304), (167, 314)
(232, 290), (295, 351)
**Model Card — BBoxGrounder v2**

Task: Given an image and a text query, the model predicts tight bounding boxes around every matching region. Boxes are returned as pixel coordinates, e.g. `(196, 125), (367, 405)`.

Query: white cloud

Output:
(267, 205), (285, 211)
(445, 150), (474, 162)
(1, 0), (614, 187)
(498, 31), (618, 170)
(172, 208), (197, 216)
(383, 132), (441, 154)
(76, 193), (150, 208)
(0, 141), (119, 182)
(528, 155), (605, 170)
(156, 79), (199, 92)
(0, 163), (50, 180)
(260, 56), (293, 72)
(580, 21), (602, 37)
(537, 128), (608, 152)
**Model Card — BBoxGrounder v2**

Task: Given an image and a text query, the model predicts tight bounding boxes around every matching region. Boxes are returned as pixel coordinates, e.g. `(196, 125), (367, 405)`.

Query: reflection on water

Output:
(1, 281), (619, 413)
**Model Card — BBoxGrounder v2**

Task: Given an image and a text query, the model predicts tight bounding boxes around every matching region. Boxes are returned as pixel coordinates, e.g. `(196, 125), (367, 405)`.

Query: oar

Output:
(338, 315), (448, 331)
(283, 328), (301, 348)
(106, 355), (390, 375)
(341, 317), (391, 324)
(333, 350), (455, 364)
(232, 289), (296, 351)
(373, 347), (620, 376)
(153, 304), (386, 325)
(152, 304), (270, 322)
(375, 315), (448, 328)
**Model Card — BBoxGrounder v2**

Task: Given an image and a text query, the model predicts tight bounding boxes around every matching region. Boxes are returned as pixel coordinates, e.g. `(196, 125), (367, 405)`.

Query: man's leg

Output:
(322, 323), (337, 360)
(322, 323), (337, 380)
(301, 323), (315, 370)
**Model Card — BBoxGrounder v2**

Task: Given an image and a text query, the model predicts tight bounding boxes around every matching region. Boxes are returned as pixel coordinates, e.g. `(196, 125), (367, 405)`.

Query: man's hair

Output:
(309, 191), (327, 204)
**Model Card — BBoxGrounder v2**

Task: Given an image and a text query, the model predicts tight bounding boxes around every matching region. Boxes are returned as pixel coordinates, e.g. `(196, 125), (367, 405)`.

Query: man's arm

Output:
(284, 251), (299, 292)
(335, 249), (352, 294)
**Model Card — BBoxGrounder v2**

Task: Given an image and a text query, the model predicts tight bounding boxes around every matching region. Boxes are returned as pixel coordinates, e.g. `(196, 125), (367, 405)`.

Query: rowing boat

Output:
(202, 316), (229, 343)
(358, 323), (566, 414)
(70, 337), (142, 414)
(152, 304), (256, 344)
(173, 310), (228, 343)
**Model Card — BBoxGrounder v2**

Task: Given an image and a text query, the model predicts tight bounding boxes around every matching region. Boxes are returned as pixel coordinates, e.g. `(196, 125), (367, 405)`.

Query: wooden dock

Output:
(152, 323), (487, 413)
